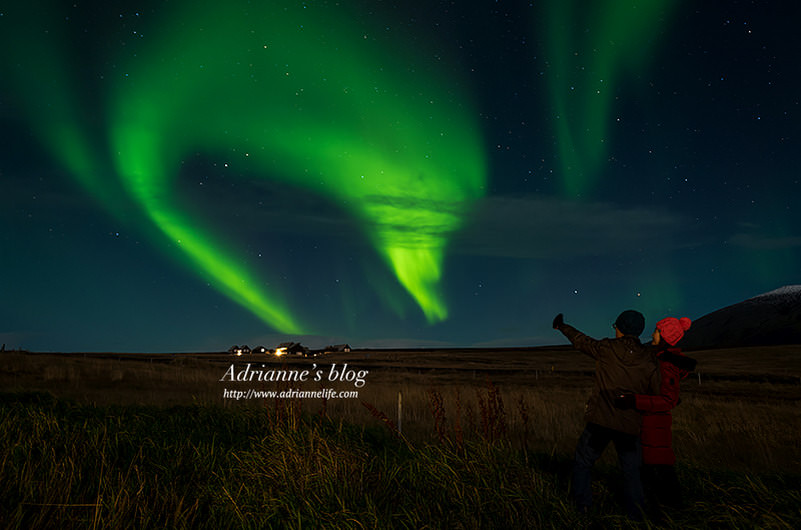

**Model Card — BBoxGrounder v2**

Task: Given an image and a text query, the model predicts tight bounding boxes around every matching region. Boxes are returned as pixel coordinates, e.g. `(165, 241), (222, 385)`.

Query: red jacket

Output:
(634, 347), (696, 465)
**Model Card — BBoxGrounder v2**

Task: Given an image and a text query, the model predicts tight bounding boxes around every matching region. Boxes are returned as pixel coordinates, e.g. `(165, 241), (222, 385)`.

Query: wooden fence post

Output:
(397, 390), (403, 435)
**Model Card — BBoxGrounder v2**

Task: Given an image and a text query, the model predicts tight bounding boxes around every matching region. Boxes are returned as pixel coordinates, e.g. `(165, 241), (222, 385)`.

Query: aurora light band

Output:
(1, 1), (486, 332)
(543, 0), (678, 197)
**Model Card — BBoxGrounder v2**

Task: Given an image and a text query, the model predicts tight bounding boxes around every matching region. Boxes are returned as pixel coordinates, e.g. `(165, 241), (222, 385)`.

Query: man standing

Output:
(553, 310), (660, 519)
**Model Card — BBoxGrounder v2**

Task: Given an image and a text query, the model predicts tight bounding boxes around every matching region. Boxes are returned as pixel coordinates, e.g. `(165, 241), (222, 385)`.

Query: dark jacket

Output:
(560, 324), (661, 436)
(635, 346), (697, 465)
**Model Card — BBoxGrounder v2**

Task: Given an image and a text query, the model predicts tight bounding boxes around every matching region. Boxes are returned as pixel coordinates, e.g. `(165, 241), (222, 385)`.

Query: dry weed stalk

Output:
(427, 388), (447, 444)
(361, 401), (414, 449)
(452, 390), (464, 448)
(476, 378), (507, 442)
(517, 394), (530, 450)
(465, 401), (477, 439)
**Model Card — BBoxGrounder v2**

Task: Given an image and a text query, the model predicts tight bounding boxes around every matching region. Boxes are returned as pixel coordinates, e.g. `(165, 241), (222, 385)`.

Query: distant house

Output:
(228, 345), (251, 356)
(274, 342), (309, 356)
(325, 344), (352, 353)
(253, 346), (268, 354)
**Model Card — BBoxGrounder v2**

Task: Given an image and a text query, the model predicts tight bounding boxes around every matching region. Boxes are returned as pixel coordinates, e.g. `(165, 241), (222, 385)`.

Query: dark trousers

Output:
(643, 464), (682, 509)
(572, 422), (644, 518)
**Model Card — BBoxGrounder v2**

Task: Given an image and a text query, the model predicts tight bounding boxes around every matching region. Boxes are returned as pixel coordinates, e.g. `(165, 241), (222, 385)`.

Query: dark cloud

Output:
(452, 195), (691, 259)
(729, 232), (801, 250)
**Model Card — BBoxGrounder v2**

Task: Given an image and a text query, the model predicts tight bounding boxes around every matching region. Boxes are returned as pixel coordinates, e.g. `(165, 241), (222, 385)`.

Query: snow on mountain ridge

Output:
(681, 284), (801, 349)
(751, 285), (801, 300)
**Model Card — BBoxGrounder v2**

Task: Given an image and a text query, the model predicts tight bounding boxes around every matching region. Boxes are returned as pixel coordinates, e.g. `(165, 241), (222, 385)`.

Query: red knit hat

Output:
(656, 317), (692, 346)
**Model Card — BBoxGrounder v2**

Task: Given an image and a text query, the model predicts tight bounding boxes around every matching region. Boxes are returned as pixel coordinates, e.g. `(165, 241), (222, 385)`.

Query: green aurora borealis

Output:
(543, 0), (678, 196)
(3, 0), (486, 332)
(3, 0), (799, 351)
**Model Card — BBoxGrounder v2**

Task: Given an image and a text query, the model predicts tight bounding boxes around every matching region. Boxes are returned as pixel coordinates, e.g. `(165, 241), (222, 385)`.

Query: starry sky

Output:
(1, 0), (799, 352)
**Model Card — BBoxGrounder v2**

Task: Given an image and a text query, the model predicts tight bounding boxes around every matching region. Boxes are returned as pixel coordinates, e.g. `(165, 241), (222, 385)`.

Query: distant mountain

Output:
(681, 285), (801, 350)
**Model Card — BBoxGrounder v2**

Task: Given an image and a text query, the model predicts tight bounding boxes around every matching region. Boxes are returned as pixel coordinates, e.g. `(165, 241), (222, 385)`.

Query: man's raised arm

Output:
(553, 313), (603, 360)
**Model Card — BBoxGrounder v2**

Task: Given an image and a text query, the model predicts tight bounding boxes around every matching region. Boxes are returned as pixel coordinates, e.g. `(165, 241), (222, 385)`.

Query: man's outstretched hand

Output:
(552, 313), (564, 330)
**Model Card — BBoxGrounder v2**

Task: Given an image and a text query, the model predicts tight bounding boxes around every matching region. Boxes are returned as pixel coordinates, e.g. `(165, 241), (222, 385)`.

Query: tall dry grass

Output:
(4, 351), (799, 473)
(2, 390), (800, 529)
(3, 349), (801, 527)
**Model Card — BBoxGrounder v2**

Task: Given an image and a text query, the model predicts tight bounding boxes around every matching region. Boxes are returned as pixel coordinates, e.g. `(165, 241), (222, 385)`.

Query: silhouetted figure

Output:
(553, 310), (661, 519)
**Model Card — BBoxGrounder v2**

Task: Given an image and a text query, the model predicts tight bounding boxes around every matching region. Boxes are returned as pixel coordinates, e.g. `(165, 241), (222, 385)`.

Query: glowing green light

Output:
(1, 0), (486, 330)
(0, 2), (116, 207)
(109, 0), (485, 324)
(543, 0), (678, 196)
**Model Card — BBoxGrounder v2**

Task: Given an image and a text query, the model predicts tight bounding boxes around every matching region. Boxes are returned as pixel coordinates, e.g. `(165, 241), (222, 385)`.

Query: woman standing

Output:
(615, 316), (697, 511)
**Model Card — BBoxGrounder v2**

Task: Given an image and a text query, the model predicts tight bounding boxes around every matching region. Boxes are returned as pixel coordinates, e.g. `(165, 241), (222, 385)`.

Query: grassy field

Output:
(1, 345), (801, 528)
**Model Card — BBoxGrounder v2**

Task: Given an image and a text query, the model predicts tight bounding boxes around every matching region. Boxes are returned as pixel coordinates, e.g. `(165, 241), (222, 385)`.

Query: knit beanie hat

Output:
(614, 310), (645, 336)
(657, 317), (692, 346)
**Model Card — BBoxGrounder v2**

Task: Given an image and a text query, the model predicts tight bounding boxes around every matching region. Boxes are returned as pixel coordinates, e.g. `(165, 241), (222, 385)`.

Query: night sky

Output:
(1, 0), (799, 352)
